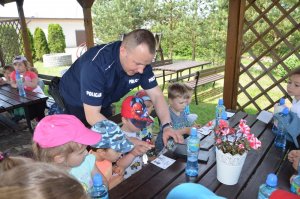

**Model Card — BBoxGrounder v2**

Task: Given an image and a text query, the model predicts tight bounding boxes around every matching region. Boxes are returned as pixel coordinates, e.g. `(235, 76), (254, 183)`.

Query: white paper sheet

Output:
(257, 110), (273, 124)
(226, 111), (235, 118)
(151, 154), (176, 169)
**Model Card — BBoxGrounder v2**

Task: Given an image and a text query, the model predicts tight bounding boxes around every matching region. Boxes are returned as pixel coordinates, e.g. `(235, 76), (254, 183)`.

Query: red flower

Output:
(214, 119), (261, 155)
(216, 138), (222, 144)
(249, 137), (261, 150)
(238, 144), (245, 150)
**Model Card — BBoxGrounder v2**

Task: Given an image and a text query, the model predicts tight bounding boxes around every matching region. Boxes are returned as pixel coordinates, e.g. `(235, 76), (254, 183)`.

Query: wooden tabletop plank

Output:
(110, 163), (162, 199)
(0, 99), (15, 111)
(123, 159), (186, 199)
(152, 61), (211, 72)
(0, 90), (25, 105)
(276, 148), (295, 191)
(0, 85), (41, 101)
(155, 148), (217, 199)
(238, 143), (288, 198)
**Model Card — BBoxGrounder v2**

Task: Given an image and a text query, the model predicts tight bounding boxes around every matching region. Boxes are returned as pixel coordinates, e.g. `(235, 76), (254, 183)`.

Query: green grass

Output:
(34, 61), (69, 77)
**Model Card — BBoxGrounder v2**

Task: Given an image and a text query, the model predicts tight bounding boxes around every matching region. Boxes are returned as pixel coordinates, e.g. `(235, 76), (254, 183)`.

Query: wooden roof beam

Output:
(77, 0), (95, 49)
(223, 0), (246, 110)
(16, 0), (33, 65)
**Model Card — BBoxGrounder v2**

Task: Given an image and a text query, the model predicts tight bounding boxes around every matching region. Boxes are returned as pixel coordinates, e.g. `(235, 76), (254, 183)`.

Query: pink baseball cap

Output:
(33, 114), (102, 148)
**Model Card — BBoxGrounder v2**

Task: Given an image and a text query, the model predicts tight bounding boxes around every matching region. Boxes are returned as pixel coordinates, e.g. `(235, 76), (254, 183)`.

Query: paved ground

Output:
(0, 119), (32, 156)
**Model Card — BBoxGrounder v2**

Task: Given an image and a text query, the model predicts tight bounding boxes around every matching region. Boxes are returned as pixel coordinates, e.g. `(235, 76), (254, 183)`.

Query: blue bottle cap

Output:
(266, 173), (277, 187)
(93, 173), (103, 186)
(282, 107), (289, 115)
(190, 127), (197, 136)
(221, 112), (227, 120)
(279, 98), (285, 105)
(218, 99), (223, 105)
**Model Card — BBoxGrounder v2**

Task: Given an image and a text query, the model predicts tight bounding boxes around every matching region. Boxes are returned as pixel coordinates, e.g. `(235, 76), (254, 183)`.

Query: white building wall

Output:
(27, 18), (84, 48)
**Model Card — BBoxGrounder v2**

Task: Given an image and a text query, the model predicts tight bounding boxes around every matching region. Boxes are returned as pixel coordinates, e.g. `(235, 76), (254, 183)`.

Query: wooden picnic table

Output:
(109, 111), (295, 199)
(152, 60), (211, 90)
(0, 84), (48, 133)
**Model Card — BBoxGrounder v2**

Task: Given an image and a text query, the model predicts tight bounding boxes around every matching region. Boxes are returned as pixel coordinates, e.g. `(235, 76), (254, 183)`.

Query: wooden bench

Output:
(38, 74), (56, 109)
(170, 65), (225, 105)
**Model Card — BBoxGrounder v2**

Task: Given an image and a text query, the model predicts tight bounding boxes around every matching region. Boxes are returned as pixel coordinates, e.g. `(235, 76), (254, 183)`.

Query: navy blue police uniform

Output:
(59, 41), (157, 125)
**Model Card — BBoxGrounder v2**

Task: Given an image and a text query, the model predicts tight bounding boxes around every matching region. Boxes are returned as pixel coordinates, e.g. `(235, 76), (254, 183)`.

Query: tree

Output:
(34, 27), (49, 61)
(48, 24), (66, 53)
(93, 0), (156, 43)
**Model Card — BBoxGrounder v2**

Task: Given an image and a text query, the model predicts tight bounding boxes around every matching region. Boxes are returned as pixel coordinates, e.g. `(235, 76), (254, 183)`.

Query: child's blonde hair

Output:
(0, 153), (33, 172)
(0, 162), (88, 199)
(183, 83), (193, 99)
(168, 82), (189, 100)
(32, 141), (84, 163)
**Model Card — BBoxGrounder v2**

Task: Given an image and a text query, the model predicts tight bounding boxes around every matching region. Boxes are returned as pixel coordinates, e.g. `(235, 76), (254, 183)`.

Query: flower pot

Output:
(216, 147), (247, 185)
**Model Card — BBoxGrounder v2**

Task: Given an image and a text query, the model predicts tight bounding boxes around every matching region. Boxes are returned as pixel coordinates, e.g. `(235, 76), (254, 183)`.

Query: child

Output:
(0, 65), (14, 85)
(275, 68), (300, 148)
(32, 114), (106, 191)
(10, 56), (46, 122)
(287, 68), (300, 117)
(135, 91), (155, 139)
(135, 90), (157, 158)
(0, 151), (34, 172)
(10, 55), (44, 94)
(155, 82), (193, 152)
(117, 95), (154, 179)
(29, 66), (45, 91)
(88, 120), (134, 189)
(0, 162), (89, 199)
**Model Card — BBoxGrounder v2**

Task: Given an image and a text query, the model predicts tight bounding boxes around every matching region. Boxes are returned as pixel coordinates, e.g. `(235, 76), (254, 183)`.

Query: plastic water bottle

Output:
(215, 99), (225, 127)
(272, 98), (286, 134)
(258, 173), (278, 199)
(274, 107), (289, 150)
(15, 71), (26, 97)
(290, 163), (300, 195)
(90, 173), (109, 199)
(186, 127), (200, 177)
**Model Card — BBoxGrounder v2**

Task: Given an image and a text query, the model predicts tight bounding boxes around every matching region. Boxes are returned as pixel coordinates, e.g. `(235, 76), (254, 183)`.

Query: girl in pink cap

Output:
(32, 114), (107, 192)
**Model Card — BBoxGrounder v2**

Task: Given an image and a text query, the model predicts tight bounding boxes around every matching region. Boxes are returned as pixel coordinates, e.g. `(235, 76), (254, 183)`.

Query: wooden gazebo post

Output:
(16, 0), (33, 65)
(77, 0), (95, 49)
(223, 0), (246, 110)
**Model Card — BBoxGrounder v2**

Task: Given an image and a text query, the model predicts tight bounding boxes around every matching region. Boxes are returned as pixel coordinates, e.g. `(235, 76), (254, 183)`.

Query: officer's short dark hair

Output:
(122, 29), (156, 54)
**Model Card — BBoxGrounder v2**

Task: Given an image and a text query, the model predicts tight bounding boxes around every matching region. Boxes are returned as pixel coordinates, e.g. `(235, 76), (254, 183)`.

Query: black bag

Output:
(48, 77), (66, 112)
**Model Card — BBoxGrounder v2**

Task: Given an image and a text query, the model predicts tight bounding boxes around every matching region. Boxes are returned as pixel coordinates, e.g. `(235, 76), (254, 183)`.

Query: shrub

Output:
(0, 25), (20, 64)
(27, 28), (36, 61)
(34, 27), (50, 61)
(48, 24), (66, 53)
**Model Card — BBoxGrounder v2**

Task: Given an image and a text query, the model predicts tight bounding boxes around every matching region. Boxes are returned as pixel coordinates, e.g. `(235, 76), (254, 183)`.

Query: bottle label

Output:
(188, 142), (199, 152)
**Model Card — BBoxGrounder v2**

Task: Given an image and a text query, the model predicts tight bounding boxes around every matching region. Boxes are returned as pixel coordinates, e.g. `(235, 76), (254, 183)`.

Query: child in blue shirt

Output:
(155, 83), (193, 152)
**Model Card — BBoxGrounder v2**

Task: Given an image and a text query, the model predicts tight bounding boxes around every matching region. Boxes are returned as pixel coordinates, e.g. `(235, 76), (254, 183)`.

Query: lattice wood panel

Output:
(237, 0), (300, 113)
(0, 19), (23, 67)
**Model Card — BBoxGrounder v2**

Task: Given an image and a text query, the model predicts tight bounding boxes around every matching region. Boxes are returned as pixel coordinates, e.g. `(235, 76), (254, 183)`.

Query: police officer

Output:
(59, 29), (183, 145)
